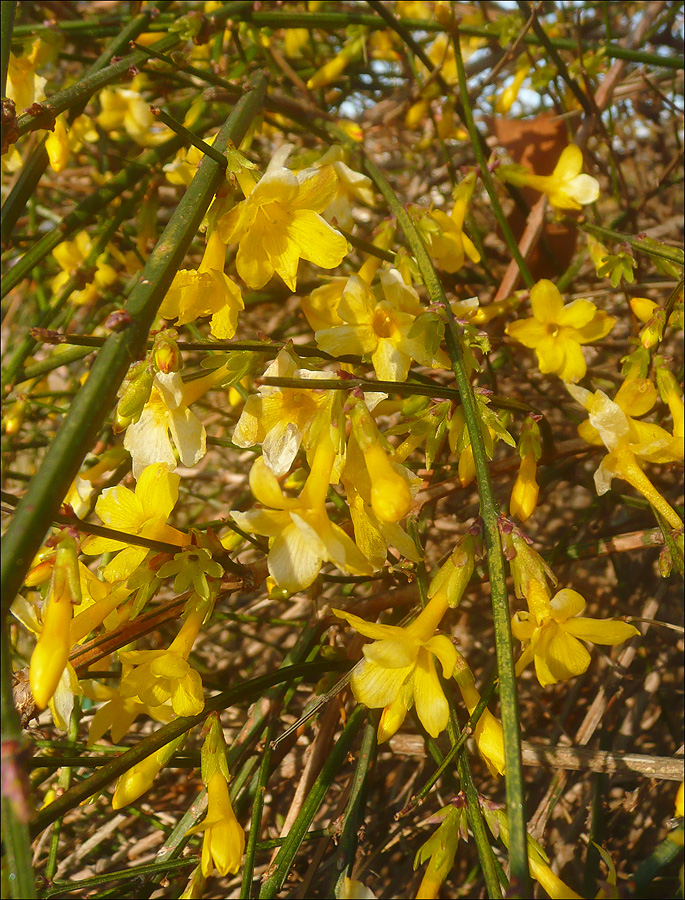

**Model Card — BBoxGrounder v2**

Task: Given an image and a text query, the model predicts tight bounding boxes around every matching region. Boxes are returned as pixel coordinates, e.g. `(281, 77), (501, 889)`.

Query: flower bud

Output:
(29, 536), (81, 710)
(153, 333), (182, 374)
(113, 366), (154, 433)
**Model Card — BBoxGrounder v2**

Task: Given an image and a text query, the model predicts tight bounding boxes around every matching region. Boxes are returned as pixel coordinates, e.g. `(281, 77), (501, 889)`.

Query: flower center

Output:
(372, 308), (394, 338)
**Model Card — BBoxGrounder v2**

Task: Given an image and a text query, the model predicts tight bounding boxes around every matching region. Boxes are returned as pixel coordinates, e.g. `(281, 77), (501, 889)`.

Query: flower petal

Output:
(268, 523), (323, 592)
(563, 617), (639, 645)
(412, 648), (450, 737)
(530, 279), (564, 323)
(350, 658), (412, 708)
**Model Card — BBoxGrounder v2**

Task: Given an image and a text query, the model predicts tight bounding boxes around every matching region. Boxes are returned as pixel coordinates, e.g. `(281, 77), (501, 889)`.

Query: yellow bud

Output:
(510, 453), (539, 522)
(630, 297), (658, 323)
(113, 368), (154, 432)
(46, 115), (71, 173)
(3, 398), (27, 435)
(363, 442), (413, 523)
(29, 586), (73, 709)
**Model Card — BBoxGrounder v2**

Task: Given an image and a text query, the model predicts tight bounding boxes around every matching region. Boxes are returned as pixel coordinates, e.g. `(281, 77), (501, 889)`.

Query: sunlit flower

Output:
(159, 230), (243, 339)
(494, 61), (530, 114)
(334, 586), (457, 740)
(118, 602), (207, 716)
(568, 378), (683, 528)
(306, 33), (365, 89)
(232, 349), (343, 477)
(315, 268), (448, 381)
(232, 435), (372, 593)
(216, 144), (348, 291)
(82, 463), (189, 582)
(123, 367), (230, 479)
(512, 578), (639, 687)
(506, 279), (615, 382)
(186, 713), (245, 877)
(498, 144), (600, 210)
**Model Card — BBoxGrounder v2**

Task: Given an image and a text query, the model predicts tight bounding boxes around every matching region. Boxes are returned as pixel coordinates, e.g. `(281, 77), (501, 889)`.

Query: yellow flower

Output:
(50, 230), (118, 306)
(567, 378), (683, 528)
(46, 113), (98, 173)
(333, 587), (457, 740)
(495, 61), (530, 114)
(232, 435), (372, 593)
(187, 715), (245, 877)
(499, 144), (600, 210)
(414, 803), (465, 900)
(82, 463), (189, 582)
(419, 174), (481, 273)
(316, 268), (447, 382)
(97, 83), (171, 146)
(118, 604), (207, 716)
(159, 230), (243, 338)
(84, 668), (174, 747)
(512, 578), (639, 687)
(7, 40), (47, 112)
(307, 34), (365, 89)
(216, 145), (348, 291)
(232, 349), (343, 477)
(112, 736), (184, 809)
(123, 367), (232, 479)
(510, 416), (543, 522)
(506, 279), (615, 382)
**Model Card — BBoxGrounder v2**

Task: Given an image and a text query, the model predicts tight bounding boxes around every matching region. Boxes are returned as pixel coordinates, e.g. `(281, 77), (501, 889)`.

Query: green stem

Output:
(14, 34), (180, 139)
(1, 134), (185, 299)
(1, 0), (16, 98)
(361, 155), (530, 895)
(330, 713), (378, 896)
(258, 705), (367, 899)
(1, 74), (267, 616)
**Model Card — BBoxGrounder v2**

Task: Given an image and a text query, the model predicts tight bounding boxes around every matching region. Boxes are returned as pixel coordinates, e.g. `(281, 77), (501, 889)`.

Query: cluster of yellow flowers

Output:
(7, 14), (682, 895)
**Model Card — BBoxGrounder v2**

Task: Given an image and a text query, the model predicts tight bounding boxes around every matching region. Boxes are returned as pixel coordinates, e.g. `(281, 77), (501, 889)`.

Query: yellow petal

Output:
(530, 279), (564, 323)
(535, 623), (591, 685)
(563, 617), (639, 645)
(413, 648), (450, 737)
(351, 658), (413, 708)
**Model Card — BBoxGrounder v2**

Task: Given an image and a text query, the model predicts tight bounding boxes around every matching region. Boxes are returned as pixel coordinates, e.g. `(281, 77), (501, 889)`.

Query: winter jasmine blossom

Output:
(216, 145), (348, 291)
(506, 279), (615, 383)
(512, 578), (639, 687)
